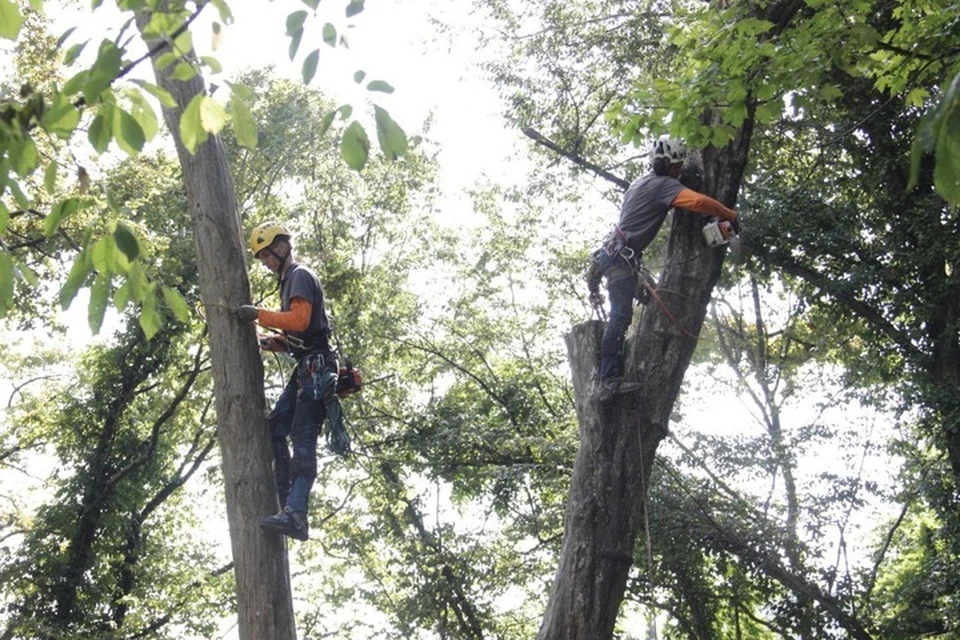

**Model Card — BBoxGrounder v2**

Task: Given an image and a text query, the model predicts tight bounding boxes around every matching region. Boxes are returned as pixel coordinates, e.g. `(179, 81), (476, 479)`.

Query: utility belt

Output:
(294, 350), (338, 402)
(286, 330), (331, 361)
(593, 225), (650, 305)
(601, 225), (642, 272)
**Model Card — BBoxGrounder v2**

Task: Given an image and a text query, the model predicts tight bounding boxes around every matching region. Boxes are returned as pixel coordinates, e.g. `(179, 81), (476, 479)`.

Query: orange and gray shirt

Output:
(256, 263), (331, 358)
(618, 173), (737, 252)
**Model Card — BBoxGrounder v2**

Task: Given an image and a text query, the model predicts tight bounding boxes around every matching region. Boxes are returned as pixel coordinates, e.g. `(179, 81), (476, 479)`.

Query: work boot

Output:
(259, 506), (309, 541)
(598, 377), (642, 404)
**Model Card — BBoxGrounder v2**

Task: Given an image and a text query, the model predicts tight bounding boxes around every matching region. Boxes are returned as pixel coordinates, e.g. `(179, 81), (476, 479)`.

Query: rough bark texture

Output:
(138, 18), (297, 640)
(538, 133), (749, 640)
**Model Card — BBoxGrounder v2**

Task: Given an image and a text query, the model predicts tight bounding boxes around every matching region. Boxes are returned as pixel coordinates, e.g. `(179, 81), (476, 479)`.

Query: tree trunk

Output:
(137, 17), (297, 640)
(539, 131), (749, 640)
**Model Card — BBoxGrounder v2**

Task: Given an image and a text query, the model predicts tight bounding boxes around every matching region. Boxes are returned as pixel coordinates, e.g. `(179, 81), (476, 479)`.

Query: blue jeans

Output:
(600, 275), (636, 380)
(268, 351), (337, 514)
(596, 251), (637, 381)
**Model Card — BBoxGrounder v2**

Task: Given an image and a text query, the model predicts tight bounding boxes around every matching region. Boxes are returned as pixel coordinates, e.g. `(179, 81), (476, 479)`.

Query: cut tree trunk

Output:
(137, 16), (298, 640)
(538, 132), (749, 639)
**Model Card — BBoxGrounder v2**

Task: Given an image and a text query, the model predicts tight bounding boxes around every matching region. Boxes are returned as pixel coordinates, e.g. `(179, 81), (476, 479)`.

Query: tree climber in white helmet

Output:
(588, 136), (739, 404)
(237, 221), (348, 541)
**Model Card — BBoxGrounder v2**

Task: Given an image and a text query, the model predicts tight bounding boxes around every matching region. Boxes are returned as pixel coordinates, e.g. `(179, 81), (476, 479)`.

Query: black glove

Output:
(237, 305), (260, 322)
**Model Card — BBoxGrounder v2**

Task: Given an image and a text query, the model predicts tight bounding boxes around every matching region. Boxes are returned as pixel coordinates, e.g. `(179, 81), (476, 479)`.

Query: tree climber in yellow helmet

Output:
(237, 221), (348, 541)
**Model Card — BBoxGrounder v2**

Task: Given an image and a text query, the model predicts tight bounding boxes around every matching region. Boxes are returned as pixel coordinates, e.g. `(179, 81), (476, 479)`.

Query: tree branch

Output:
(522, 127), (629, 190)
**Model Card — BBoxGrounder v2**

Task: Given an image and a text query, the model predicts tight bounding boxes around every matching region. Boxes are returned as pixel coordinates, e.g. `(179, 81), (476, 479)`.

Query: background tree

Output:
(478, 0), (960, 637)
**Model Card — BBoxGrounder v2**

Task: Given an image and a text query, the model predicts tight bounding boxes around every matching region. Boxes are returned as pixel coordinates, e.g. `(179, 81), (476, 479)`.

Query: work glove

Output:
(588, 290), (605, 308)
(258, 335), (287, 352)
(237, 305), (260, 322)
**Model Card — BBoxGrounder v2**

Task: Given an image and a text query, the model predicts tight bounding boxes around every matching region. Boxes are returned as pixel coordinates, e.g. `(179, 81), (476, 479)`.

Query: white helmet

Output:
(651, 135), (688, 164)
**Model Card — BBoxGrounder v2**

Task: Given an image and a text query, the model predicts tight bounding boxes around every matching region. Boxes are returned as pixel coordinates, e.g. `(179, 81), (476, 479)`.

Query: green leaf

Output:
(114, 223), (140, 260)
(288, 27), (303, 60)
(132, 80), (176, 108)
(14, 258), (38, 287)
(172, 28), (194, 57)
(115, 108), (146, 155)
(302, 48), (320, 84)
(10, 137), (39, 176)
(180, 93), (208, 154)
(8, 180), (30, 212)
(154, 51), (179, 70)
(162, 286), (191, 322)
(44, 198), (82, 237)
(229, 96), (258, 149)
(91, 236), (113, 275)
(128, 260), (147, 302)
(200, 55), (223, 74)
(83, 40), (123, 103)
(0, 201), (9, 235)
(286, 10), (308, 36)
(210, 0), (234, 24)
(40, 92), (81, 138)
(366, 80), (394, 94)
(128, 92), (159, 141)
(354, 70), (366, 84)
(346, 0), (364, 18)
(338, 104), (353, 120)
(60, 251), (92, 310)
(199, 96), (227, 134)
(934, 105), (960, 206)
(44, 162), (58, 195)
(114, 280), (130, 311)
(226, 80), (254, 101)
(322, 22), (337, 47)
(139, 294), (162, 339)
(318, 109), (336, 136)
(0, 252), (13, 316)
(341, 120), (370, 170)
(0, 0), (24, 40)
(373, 105), (407, 160)
(63, 40), (89, 66)
(88, 274), (110, 334)
(56, 26), (78, 49)
(302, 0), (320, 9)
(88, 110), (112, 154)
(170, 62), (197, 81)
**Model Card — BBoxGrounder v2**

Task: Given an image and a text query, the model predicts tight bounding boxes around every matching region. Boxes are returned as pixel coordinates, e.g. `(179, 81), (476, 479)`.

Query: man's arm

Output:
(257, 297), (312, 332)
(671, 188), (737, 221)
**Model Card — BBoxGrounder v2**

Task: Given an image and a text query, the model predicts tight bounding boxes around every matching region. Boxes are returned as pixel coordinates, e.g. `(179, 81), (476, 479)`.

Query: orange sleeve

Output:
(672, 188), (737, 221)
(258, 297), (312, 333)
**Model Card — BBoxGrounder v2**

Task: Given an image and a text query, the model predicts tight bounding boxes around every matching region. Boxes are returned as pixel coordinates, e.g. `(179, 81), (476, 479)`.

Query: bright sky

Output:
(52, 0), (525, 213)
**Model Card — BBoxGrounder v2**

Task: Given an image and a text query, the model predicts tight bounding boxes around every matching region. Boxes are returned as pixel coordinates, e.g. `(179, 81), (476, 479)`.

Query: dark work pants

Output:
(599, 274), (637, 380)
(268, 351), (335, 514)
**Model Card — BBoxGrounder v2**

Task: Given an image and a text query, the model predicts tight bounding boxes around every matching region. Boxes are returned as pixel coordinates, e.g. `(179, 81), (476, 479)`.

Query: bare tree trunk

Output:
(137, 16), (297, 640)
(538, 127), (749, 639)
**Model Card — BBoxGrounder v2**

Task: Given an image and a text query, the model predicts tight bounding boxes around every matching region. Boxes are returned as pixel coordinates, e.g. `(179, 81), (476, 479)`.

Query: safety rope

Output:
(636, 418), (659, 640)
(640, 275), (701, 341)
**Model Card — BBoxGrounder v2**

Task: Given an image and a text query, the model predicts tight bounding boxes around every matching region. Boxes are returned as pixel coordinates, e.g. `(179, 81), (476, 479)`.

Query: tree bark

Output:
(539, 197), (738, 640)
(137, 15), (297, 640)
(538, 107), (751, 638)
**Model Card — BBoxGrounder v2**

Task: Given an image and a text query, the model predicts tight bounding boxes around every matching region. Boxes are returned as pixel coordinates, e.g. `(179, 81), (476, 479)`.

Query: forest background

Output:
(0, 0), (958, 639)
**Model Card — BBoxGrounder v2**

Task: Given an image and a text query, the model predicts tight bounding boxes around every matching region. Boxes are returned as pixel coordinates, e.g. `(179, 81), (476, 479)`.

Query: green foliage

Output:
(0, 0), (408, 334)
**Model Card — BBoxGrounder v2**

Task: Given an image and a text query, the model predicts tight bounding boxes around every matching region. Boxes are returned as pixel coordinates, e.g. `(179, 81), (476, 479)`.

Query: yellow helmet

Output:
(248, 221), (291, 255)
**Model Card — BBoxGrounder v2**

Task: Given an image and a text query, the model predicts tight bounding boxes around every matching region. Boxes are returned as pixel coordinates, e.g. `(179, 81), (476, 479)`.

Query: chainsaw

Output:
(702, 218), (737, 247)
